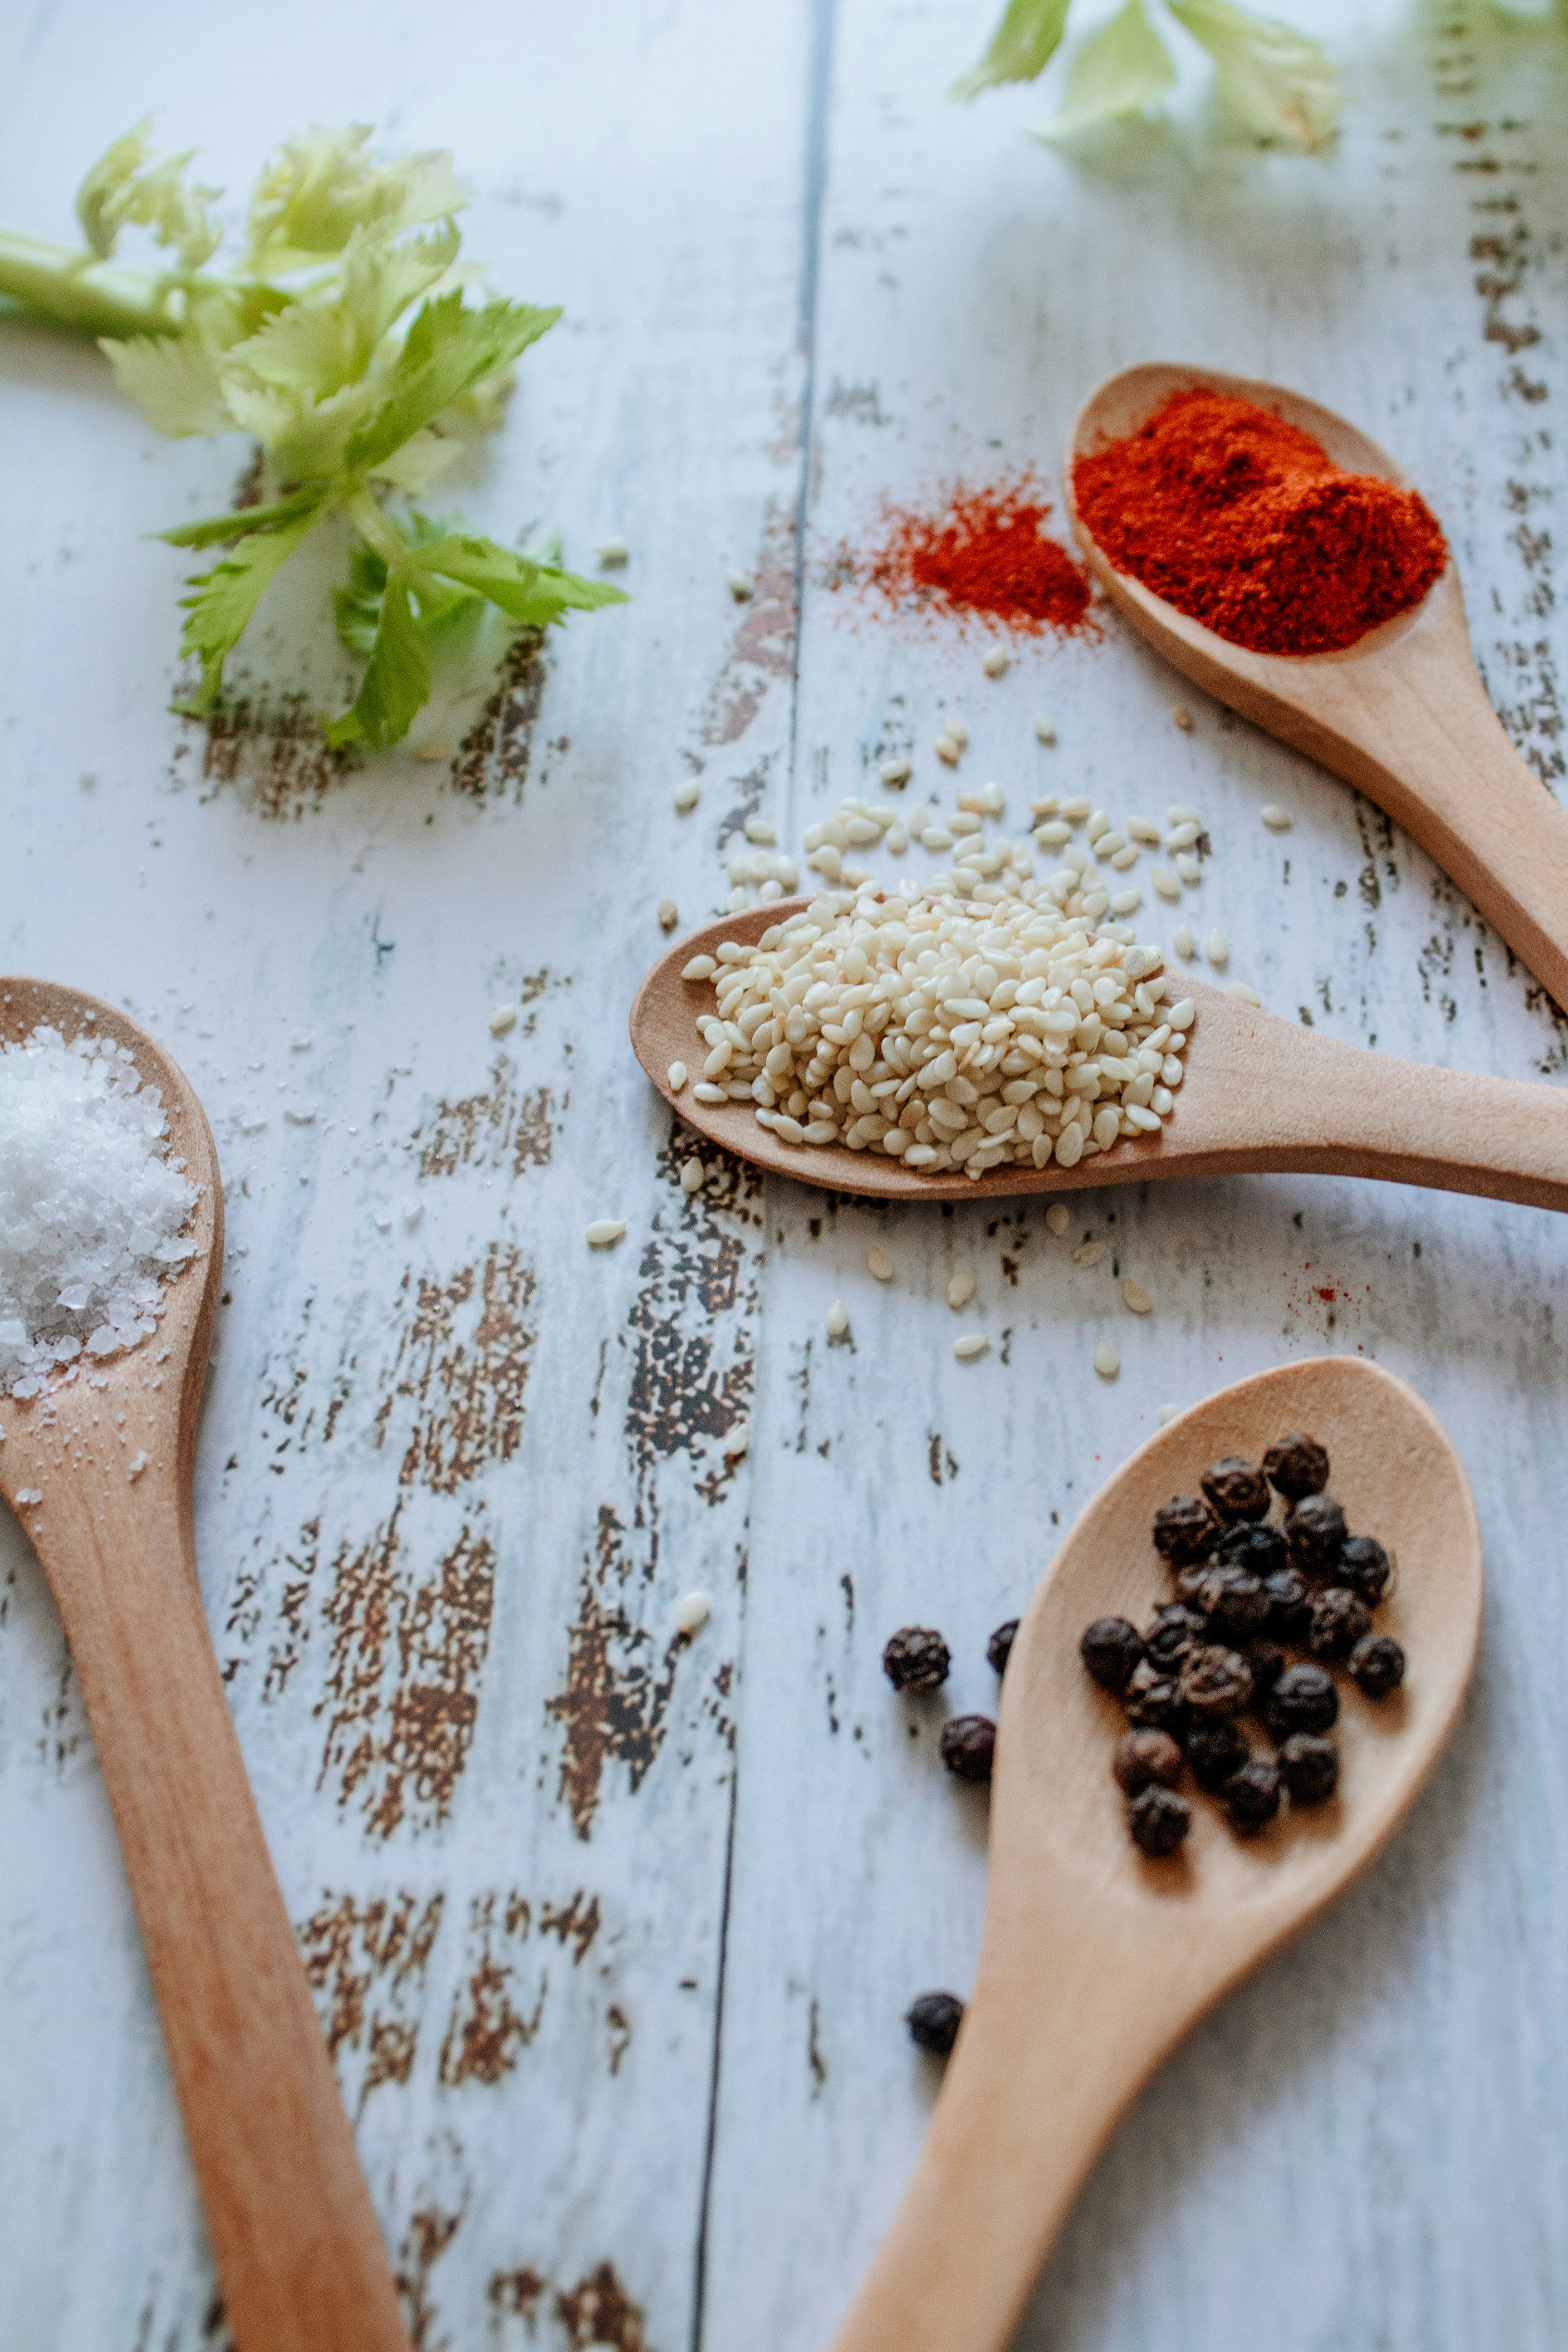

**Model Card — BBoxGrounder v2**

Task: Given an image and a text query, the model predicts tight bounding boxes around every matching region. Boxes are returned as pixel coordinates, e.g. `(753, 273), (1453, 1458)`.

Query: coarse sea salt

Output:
(0, 1027), (198, 1399)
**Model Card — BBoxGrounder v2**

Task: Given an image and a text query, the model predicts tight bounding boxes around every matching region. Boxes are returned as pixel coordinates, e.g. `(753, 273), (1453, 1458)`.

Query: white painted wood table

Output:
(1, 2), (1565, 2345)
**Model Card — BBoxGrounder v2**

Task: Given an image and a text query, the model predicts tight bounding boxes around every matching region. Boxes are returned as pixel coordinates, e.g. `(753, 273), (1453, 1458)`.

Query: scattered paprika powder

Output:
(848, 476), (1094, 637)
(1072, 388), (1447, 657)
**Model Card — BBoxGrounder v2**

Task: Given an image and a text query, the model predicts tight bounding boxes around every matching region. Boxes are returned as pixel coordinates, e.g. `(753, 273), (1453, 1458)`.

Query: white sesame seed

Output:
(1034, 714), (1057, 745)
(413, 741), (451, 763)
(1110, 845), (1140, 871)
(1172, 925), (1196, 959)
(1152, 867), (1181, 902)
(881, 757), (913, 787)
(982, 645), (1009, 678)
(1260, 804), (1292, 831)
(667, 1062), (688, 1091)
(1167, 804), (1199, 823)
(682, 954), (716, 980)
(947, 719), (969, 749)
(674, 779), (701, 813)
(725, 887), (749, 912)
(694, 1083), (728, 1103)
(598, 538), (630, 566)
(676, 1590), (711, 1636)
(935, 734), (960, 765)
(586, 1219), (627, 1248)
(1205, 927), (1230, 966)
(1122, 1279), (1152, 1314)
(1167, 998), (1197, 1029)
(1228, 981), (1262, 1006)
(887, 823), (908, 854)
(826, 1299), (850, 1339)
(745, 815), (777, 845)
(980, 781), (1005, 815)
(1073, 1240), (1106, 1268)
(1035, 820), (1072, 848)
(1061, 796), (1091, 823)
(947, 1268), (977, 1309)
(1111, 889), (1142, 915)
(773, 856), (799, 887)
(1127, 817), (1162, 846)
(657, 898), (679, 931)
(922, 825), (954, 851)
(724, 1422), (750, 1457)
(1165, 821), (1200, 852)
(1158, 1401), (1179, 1426)
(1172, 705), (1194, 731)
(1175, 853), (1202, 885)
(681, 1157), (704, 1194)
(727, 569), (753, 601)
(1045, 1203), (1069, 1236)
(953, 1333), (990, 1362)
(1093, 1338), (1120, 1377)
(1087, 808), (1110, 842)
(867, 1245), (895, 1282)
(489, 1004), (518, 1037)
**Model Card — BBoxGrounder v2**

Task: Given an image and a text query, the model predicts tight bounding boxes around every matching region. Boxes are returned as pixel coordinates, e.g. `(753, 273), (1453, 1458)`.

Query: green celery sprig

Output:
(0, 122), (626, 746)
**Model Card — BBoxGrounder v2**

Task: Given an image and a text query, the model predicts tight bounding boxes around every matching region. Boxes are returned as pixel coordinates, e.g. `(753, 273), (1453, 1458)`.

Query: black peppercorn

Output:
(1152, 1494), (1221, 1567)
(987, 1618), (1019, 1676)
(1178, 1643), (1254, 1718)
(1186, 1716), (1250, 1793)
(1194, 1563), (1269, 1642)
(1127, 1784), (1191, 1857)
(882, 1626), (951, 1694)
(1278, 1732), (1339, 1805)
(1215, 1521), (1289, 1579)
(1286, 1493), (1348, 1578)
(1244, 1638), (1286, 1697)
(1080, 1616), (1145, 1692)
(906, 1991), (965, 2056)
(1265, 1661), (1340, 1738)
(1348, 1632), (1406, 1699)
(1123, 1668), (1189, 1740)
(1262, 1566), (1313, 1642)
(1113, 1727), (1184, 1795)
(1337, 1536), (1392, 1606)
(1143, 1602), (1206, 1672)
(1263, 1431), (1331, 1500)
(1225, 1757), (1282, 1833)
(1201, 1455), (1272, 1523)
(1308, 1587), (1372, 1662)
(939, 1714), (996, 1784)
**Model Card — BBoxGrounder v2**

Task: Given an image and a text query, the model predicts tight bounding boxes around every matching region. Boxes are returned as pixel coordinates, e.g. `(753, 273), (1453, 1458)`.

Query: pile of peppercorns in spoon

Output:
(1080, 1432), (1406, 1857)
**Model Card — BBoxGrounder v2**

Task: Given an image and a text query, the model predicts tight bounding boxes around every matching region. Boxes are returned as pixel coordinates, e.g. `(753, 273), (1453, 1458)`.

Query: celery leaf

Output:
(953, 0), (1073, 98)
(247, 126), (466, 274)
(161, 487), (328, 550)
(175, 494), (329, 711)
(324, 567), (431, 747)
(416, 533), (631, 626)
(345, 292), (561, 476)
(226, 223), (460, 401)
(77, 119), (220, 270)
(100, 329), (234, 437)
(1167, 0), (1340, 149)
(1035, 0), (1176, 138)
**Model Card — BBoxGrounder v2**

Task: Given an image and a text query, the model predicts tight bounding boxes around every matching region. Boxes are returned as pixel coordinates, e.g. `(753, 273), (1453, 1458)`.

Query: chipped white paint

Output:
(0, 3), (1564, 2352)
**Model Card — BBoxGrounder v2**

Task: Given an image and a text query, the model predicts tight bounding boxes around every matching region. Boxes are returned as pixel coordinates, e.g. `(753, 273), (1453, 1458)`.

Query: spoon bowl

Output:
(829, 1354), (1483, 2352)
(632, 902), (1568, 1213)
(1064, 362), (1568, 1013)
(0, 979), (411, 2352)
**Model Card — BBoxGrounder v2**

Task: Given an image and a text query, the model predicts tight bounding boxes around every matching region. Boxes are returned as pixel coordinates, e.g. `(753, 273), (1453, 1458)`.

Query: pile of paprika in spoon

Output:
(1072, 387), (1446, 656)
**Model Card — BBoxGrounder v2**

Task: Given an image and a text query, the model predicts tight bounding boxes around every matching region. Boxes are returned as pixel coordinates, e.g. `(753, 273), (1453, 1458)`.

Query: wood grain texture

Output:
(0, 1), (1564, 2349)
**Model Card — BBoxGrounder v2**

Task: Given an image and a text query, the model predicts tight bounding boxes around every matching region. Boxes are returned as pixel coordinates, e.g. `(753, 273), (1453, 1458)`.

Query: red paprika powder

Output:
(851, 476), (1093, 636)
(1072, 388), (1447, 657)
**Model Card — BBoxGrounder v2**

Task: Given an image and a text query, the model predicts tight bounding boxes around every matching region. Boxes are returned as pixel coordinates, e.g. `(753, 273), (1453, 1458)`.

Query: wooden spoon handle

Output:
(32, 1472), (412, 2352)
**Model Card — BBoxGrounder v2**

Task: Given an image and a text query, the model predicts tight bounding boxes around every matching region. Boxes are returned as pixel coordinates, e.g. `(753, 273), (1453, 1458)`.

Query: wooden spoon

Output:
(828, 1353), (1482, 2352)
(0, 980), (412, 2352)
(630, 901), (1568, 1211)
(1063, 361), (1568, 1012)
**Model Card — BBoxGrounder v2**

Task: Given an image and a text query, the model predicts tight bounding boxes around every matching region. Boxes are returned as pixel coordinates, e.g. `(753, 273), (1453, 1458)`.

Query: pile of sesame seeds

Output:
(678, 885), (1193, 1179)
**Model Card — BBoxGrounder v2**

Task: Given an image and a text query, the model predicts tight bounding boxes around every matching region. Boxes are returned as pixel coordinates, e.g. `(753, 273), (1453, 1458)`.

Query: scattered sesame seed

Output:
(1173, 924), (1196, 958)
(1167, 804), (1199, 823)
(681, 953), (716, 980)
(724, 1422), (750, 1458)
(1045, 1203), (1070, 1236)
(953, 1333), (990, 1362)
(1174, 853), (1202, 885)
(1061, 797), (1091, 823)
(586, 1220), (627, 1248)
(1158, 1401), (1179, 1426)
(657, 898), (679, 931)
(694, 1083), (728, 1102)
(674, 778), (701, 813)
(1205, 928), (1230, 967)
(826, 1299), (850, 1339)
(1034, 714), (1057, 745)
(1110, 845), (1140, 871)
(947, 1268), (977, 1309)
(681, 1157), (704, 1194)
(1127, 817), (1162, 846)
(1111, 889), (1142, 915)
(867, 1246), (895, 1282)
(935, 733), (960, 765)
(1122, 1279), (1152, 1314)
(1228, 981), (1262, 1006)
(745, 815), (776, 844)
(1093, 1338), (1120, 1378)
(1152, 866), (1181, 902)
(489, 1004), (518, 1036)
(727, 569), (753, 600)
(1165, 820), (1200, 853)
(598, 538), (630, 567)
(1260, 805), (1292, 831)
(880, 757), (913, 787)
(1172, 705), (1194, 731)
(675, 1590), (711, 1636)
(1073, 1240), (1107, 1268)
(947, 719), (969, 749)
(982, 646), (1009, 678)
(667, 1062), (688, 1092)
(413, 741), (451, 764)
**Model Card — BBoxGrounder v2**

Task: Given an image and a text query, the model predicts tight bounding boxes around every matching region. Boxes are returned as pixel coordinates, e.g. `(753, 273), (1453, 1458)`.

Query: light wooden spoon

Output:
(829, 1354), (1482, 2352)
(0, 979), (412, 2352)
(630, 901), (1568, 1211)
(1063, 361), (1568, 1012)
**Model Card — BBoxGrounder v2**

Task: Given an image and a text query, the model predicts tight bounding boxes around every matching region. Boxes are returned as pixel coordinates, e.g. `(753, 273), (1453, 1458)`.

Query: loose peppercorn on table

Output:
(0, 5), (1564, 2351)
